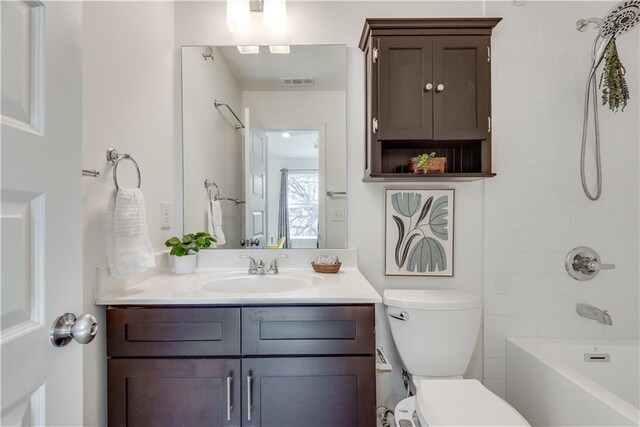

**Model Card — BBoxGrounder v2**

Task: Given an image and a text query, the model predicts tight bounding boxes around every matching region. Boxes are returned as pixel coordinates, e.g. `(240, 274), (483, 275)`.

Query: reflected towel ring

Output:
(107, 148), (141, 190)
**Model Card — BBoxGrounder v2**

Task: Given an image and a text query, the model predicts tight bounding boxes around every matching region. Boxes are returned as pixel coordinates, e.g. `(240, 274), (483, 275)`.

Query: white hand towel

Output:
(105, 188), (156, 278)
(208, 199), (226, 246)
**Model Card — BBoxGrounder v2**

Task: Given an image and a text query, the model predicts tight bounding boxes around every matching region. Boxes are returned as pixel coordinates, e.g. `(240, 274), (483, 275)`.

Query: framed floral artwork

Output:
(385, 189), (454, 276)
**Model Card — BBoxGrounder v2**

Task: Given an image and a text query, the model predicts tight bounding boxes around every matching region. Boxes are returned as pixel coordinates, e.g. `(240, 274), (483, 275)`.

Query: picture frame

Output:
(385, 188), (454, 277)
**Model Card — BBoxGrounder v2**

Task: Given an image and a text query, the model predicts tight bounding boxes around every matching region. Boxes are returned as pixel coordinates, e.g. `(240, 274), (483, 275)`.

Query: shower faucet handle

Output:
(583, 259), (615, 272)
(565, 246), (615, 281)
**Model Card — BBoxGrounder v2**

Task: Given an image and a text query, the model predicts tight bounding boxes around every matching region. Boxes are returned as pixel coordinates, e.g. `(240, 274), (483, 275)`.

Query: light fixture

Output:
(263, 0), (287, 34)
(269, 45), (290, 54)
(237, 45), (260, 54)
(226, 0), (250, 33)
(282, 132), (291, 138)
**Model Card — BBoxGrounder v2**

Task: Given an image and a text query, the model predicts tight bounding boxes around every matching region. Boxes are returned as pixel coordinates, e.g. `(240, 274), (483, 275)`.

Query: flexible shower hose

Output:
(580, 35), (612, 201)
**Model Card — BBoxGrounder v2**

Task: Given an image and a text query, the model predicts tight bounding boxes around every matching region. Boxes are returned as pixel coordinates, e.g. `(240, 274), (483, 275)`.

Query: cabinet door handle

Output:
(436, 84), (445, 92)
(247, 375), (253, 421)
(226, 376), (232, 421)
(425, 83), (433, 92)
(372, 118), (379, 134)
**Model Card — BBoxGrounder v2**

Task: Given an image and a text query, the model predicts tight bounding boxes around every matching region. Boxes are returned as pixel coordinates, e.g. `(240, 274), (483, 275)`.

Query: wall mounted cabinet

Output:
(360, 18), (501, 181)
(107, 305), (376, 427)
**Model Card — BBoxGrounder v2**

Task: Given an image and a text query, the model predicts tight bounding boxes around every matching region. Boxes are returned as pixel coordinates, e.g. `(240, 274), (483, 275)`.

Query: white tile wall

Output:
(483, 1), (640, 398)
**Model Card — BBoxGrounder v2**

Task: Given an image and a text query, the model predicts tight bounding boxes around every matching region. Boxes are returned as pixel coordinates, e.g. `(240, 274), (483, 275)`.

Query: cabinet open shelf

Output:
(363, 172), (496, 182)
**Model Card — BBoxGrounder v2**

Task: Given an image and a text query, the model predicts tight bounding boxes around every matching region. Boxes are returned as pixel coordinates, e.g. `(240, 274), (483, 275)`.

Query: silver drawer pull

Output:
(227, 376), (232, 421)
(247, 375), (252, 421)
(388, 311), (408, 321)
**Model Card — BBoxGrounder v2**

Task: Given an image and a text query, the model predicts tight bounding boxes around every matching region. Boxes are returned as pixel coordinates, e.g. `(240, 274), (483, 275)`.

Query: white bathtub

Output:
(506, 338), (639, 426)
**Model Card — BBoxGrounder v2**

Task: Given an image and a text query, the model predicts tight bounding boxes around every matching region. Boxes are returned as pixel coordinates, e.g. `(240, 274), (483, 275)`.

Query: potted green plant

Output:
(165, 232), (216, 274)
(408, 152), (447, 174)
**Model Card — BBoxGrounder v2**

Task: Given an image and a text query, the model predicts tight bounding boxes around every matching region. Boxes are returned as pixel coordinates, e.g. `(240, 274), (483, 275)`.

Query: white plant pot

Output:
(174, 253), (197, 275)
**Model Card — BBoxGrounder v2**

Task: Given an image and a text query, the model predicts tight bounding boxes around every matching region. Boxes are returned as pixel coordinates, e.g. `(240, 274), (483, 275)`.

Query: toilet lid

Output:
(416, 379), (530, 427)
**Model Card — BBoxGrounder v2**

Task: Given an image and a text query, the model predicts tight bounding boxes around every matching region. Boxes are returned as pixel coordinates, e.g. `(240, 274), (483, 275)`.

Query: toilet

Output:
(383, 289), (529, 427)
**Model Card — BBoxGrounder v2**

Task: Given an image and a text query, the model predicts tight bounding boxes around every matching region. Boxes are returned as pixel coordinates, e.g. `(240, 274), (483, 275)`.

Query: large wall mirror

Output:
(181, 45), (347, 249)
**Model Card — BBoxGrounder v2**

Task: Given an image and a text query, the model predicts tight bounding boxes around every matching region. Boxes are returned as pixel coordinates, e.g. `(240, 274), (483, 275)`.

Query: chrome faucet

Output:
(576, 303), (613, 326)
(240, 254), (288, 275)
(239, 255), (265, 275)
(268, 254), (288, 275)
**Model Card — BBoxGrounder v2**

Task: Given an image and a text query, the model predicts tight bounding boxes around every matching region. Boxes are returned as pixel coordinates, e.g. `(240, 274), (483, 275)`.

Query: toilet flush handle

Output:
(388, 311), (408, 321)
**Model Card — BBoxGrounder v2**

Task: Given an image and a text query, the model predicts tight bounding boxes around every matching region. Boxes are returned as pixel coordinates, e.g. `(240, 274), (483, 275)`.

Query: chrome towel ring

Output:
(107, 147), (141, 190)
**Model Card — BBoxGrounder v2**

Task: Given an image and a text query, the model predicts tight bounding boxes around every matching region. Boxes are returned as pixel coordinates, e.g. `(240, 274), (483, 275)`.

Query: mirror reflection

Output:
(181, 45), (347, 249)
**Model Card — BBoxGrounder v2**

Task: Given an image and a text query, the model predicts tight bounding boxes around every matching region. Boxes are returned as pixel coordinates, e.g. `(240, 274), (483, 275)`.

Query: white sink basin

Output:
(202, 273), (321, 294)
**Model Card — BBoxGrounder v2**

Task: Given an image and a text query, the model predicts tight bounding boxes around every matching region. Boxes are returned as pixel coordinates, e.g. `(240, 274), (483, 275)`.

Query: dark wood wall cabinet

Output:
(359, 18), (502, 181)
(107, 305), (376, 427)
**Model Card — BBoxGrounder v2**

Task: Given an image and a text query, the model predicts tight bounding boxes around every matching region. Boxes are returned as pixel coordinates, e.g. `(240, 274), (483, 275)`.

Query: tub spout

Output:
(576, 303), (613, 326)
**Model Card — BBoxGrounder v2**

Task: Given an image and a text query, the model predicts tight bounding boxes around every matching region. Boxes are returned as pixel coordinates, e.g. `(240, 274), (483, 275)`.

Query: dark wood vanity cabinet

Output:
(360, 18), (501, 180)
(107, 305), (376, 427)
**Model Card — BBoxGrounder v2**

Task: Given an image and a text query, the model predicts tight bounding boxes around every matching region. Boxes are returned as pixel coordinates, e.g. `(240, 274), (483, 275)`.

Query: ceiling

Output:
(267, 130), (319, 159)
(217, 45), (346, 91)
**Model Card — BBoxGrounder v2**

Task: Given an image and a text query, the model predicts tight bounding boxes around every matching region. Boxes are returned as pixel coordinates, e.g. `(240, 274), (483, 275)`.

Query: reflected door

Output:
(1, 2), (85, 425)
(244, 108), (267, 248)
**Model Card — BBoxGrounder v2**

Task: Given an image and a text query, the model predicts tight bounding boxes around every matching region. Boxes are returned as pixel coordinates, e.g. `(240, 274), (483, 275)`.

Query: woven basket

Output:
(311, 262), (342, 274)
(408, 156), (447, 174)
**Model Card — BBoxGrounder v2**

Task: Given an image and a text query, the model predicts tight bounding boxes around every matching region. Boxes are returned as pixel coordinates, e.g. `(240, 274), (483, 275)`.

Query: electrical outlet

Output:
(331, 208), (345, 222)
(161, 202), (171, 229)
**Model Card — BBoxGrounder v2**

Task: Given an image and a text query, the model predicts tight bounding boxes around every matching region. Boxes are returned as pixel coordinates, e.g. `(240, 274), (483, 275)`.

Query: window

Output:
(287, 171), (319, 239)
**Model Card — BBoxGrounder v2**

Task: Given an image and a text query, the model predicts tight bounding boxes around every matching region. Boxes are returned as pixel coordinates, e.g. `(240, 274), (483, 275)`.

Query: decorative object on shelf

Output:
(600, 39), (629, 112)
(408, 152), (447, 174)
(165, 232), (216, 274)
(311, 255), (342, 273)
(385, 189), (454, 276)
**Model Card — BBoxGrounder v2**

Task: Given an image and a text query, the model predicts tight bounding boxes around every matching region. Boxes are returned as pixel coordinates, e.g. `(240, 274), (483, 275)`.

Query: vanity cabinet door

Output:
(108, 358), (241, 427)
(242, 357), (376, 427)
(377, 36), (434, 140)
(432, 36), (491, 140)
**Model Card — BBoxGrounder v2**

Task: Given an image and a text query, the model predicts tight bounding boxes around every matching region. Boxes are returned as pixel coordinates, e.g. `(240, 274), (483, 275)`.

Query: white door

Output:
(1, 2), (86, 425)
(243, 108), (267, 248)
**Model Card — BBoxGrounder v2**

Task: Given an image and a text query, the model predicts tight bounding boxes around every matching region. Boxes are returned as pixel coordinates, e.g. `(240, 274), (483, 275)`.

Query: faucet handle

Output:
(587, 260), (615, 271)
(239, 255), (256, 263)
(268, 254), (288, 274)
(239, 255), (257, 272)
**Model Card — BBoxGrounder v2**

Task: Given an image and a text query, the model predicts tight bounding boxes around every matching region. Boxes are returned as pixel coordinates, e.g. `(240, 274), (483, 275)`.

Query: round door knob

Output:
(436, 84), (445, 92)
(425, 83), (433, 91)
(50, 313), (98, 347)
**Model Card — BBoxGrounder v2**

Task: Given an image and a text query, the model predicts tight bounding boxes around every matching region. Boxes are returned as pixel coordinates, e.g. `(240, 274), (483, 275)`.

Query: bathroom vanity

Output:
(98, 250), (381, 427)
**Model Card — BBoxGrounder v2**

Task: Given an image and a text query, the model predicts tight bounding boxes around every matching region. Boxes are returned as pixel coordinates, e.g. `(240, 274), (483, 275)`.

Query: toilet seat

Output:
(416, 379), (529, 426)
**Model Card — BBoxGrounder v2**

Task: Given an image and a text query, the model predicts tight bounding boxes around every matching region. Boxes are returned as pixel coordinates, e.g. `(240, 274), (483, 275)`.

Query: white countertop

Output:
(96, 267), (382, 305)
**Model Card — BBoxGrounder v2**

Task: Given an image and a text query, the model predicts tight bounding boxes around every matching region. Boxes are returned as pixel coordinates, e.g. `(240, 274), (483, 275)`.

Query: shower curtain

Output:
(277, 169), (291, 248)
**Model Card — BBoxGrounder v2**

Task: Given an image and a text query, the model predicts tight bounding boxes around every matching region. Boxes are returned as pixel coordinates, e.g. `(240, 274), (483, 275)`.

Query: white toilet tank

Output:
(383, 289), (481, 378)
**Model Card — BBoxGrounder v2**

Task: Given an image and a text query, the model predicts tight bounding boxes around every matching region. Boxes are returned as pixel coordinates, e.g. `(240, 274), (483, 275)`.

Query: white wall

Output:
(175, 1), (486, 409)
(82, 2), (175, 425)
(182, 46), (244, 248)
(483, 1), (640, 398)
(243, 90), (347, 248)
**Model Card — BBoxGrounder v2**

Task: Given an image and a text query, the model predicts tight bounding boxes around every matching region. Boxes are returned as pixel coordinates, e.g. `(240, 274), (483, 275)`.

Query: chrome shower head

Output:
(599, 0), (640, 37)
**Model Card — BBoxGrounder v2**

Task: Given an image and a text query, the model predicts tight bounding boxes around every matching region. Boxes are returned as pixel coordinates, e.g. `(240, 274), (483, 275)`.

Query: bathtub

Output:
(506, 338), (639, 426)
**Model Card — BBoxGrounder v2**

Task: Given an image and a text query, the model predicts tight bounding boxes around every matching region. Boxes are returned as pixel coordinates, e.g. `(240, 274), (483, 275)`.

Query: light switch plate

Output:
(161, 202), (171, 229)
(331, 208), (345, 222)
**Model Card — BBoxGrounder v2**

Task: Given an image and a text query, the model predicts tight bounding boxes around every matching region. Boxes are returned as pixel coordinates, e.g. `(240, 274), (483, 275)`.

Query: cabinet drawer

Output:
(242, 305), (375, 355)
(107, 307), (240, 357)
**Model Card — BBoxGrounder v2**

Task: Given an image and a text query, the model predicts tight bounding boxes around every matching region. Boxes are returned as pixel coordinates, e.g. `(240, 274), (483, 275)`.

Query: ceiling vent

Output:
(281, 77), (314, 87)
